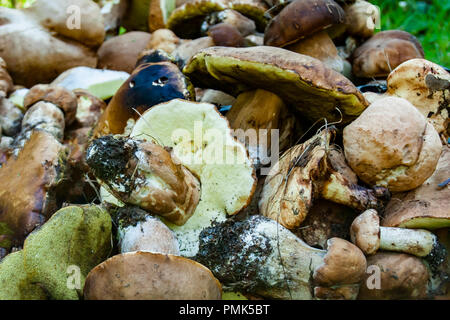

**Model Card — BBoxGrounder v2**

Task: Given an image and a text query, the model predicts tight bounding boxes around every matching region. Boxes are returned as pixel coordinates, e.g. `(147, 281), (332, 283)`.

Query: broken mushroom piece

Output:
(386, 59), (449, 142)
(350, 209), (447, 268)
(0, 0), (105, 87)
(183, 46), (369, 124)
(358, 252), (429, 300)
(114, 206), (180, 255)
(86, 135), (200, 226)
(343, 96), (442, 192)
(383, 146), (450, 229)
(97, 31), (152, 74)
(259, 127), (389, 229)
(195, 215), (366, 300)
(93, 61), (194, 137)
(352, 30), (425, 78)
(0, 131), (68, 254)
(129, 99), (256, 256)
(84, 252), (222, 300)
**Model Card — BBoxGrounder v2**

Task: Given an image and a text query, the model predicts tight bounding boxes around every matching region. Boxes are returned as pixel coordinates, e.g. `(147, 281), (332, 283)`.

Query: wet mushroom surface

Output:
(0, 0), (448, 302)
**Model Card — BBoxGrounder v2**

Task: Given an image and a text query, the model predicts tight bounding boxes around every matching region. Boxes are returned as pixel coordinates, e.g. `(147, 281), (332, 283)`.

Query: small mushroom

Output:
(259, 127), (389, 229)
(86, 135), (201, 226)
(97, 31), (152, 73)
(350, 209), (447, 266)
(114, 206), (180, 254)
(358, 252), (429, 300)
(343, 96), (442, 192)
(183, 46), (369, 124)
(83, 252), (222, 300)
(207, 23), (245, 47)
(201, 9), (256, 36)
(146, 28), (181, 54)
(352, 30), (425, 78)
(171, 36), (215, 67)
(195, 215), (366, 300)
(344, 0), (380, 39)
(93, 61), (194, 136)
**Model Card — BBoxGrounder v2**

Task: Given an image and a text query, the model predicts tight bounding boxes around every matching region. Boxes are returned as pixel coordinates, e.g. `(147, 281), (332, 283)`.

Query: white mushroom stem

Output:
(379, 227), (437, 257)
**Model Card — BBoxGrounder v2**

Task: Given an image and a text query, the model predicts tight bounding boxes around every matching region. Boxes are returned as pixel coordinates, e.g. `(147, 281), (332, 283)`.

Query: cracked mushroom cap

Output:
(264, 0), (345, 47)
(97, 32), (152, 74)
(83, 252), (222, 300)
(343, 96), (442, 192)
(23, 85), (78, 126)
(183, 46), (369, 123)
(313, 237), (367, 287)
(386, 58), (449, 140)
(352, 30), (425, 78)
(93, 61), (195, 137)
(383, 146), (450, 229)
(129, 99), (256, 256)
(358, 252), (429, 300)
(350, 209), (380, 255)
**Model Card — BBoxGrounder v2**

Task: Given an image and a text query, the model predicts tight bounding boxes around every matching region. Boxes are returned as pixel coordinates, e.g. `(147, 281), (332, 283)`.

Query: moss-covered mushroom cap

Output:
(183, 46), (368, 123)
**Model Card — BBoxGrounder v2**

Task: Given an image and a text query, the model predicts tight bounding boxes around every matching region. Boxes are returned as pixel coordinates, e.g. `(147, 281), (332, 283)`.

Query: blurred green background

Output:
(1, 0), (449, 66)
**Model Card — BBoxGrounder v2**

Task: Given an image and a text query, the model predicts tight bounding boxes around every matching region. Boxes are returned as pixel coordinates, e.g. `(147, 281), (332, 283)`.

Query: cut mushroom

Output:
(352, 30), (425, 78)
(343, 96), (442, 192)
(84, 252), (222, 300)
(86, 135), (201, 226)
(259, 127), (389, 229)
(183, 46), (369, 124)
(93, 61), (194, 137)
(350, 209), (447, 270)
(195, 215), (366, 300)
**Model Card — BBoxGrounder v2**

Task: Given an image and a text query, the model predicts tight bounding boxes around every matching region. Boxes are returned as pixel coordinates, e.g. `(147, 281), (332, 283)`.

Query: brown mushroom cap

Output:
(183, 46), (369, 123)
(83, 252), (222, 300)
(0, 57), (13, 97)
(313, 237), (367, 287)
(146, 29), (181, 54)
(97, 31), (152, 74)
(23, 85), (77, 126)
(350, 209), (380, 255)
(208, 23), (245, 47)
(343, 96), (442, 192)
(352, 30), (425, 78)
(358, 252), (429, 300)
(383, 146), (450, 229)
(264, 0), (345, 47)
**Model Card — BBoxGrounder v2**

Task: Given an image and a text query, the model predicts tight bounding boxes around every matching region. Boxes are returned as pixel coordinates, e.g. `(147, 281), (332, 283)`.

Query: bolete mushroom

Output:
(93, 61), (194, 137)
(343, 96), (442, 192)
(84, 252), (222, 300)
(350, 209), (447, 270)
(183, 46), (369, 124)
(195, 215), (366, 300)
(352, 30), (425, 78)
(0, 0), (105, 87)
(259, 127), (389, 229)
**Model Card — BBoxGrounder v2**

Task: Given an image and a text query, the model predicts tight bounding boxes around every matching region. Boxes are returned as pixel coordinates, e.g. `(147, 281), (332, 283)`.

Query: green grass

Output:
(371, 0), (449, 67)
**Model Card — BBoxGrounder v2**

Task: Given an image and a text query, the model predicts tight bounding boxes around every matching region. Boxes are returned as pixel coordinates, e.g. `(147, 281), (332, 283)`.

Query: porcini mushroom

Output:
(350, 209), (447, 268)
(343, 96), (442, 192)
(259, 127), (389, 229)
(195, 215), (366, 300)
(83, 252), (222, 300)
(0, 0), (105, 87)
(352, 30), (425, 78)
(183, 46), (369, 124)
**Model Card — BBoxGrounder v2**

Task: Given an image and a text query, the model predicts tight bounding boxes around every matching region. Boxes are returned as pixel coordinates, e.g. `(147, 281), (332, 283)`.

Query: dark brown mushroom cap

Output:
(313, 237), (367, 287)
(97, 31), (152, 74)
(226, 0), (269, 32)
(382, 146), (450, 229)
(183, 46), (368, 123)
(352, 30), (425, 78)
(208, 23), (245, 47)
(83, 252), (222, 300)
(264, 0), (345, 47)
(0, 131), (66, 250)
(23, 84), (78, 126)
(358, 252), (429, 300)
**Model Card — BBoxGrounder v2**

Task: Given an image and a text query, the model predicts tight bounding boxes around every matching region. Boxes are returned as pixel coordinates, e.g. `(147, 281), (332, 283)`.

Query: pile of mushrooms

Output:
(0, 0), (448, 300)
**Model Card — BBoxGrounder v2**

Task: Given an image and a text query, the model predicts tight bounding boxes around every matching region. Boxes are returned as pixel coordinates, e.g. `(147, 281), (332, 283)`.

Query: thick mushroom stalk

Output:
(195, 215), (366, 300)
(86, 135), (200, 226)
(351, 209), (447, 268)
(259, 127), (389, 229)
